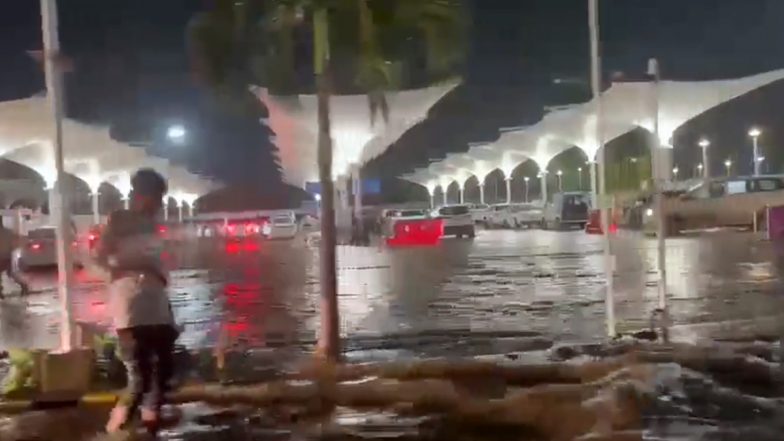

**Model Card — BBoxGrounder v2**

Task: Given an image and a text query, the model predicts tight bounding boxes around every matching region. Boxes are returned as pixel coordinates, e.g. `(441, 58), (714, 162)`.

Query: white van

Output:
(644, 176), (784, 235)
(542, 192), (591, 230)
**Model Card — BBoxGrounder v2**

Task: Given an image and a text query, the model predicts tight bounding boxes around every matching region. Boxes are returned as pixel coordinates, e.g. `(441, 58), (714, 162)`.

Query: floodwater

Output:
(1, 229), (783, 355)
(3, 228), (784, 440)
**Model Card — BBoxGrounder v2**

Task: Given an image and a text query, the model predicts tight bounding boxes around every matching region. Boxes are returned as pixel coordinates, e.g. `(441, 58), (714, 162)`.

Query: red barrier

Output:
(386, 218), (443, 247)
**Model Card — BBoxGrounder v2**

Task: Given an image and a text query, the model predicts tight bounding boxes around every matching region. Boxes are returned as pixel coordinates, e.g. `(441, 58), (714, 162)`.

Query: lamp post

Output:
(523, 176), (530, 203)
(698, 138), (710, 180)
(167, 124), (186, 143)
(749, 127), (762, 176)
(724, 159), (732, 177)
(577, 167), (583, 190)
(696, 163), (703, 178)
(41, 0), (76, 351)
(557, 169), (563, 192)
(589, 0), (615, 338)
(672, 167), (679, 181)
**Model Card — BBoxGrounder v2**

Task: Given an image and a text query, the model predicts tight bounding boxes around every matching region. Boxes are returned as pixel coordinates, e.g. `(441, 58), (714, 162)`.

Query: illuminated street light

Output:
(724, 159), (732, 177)
(167, 124), (186, 142)
(523, 176), (530, 202)
(577, 167), (583, 190)
(698, 138), (710, 179)
(749, 127), (762, 176)
(672, 167), (679, 181)
(696, 163), (703, 178)
(556, 169), (563, 192)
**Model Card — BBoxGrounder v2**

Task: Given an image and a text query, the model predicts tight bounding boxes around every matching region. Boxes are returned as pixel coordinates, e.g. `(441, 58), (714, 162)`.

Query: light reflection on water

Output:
(0, 230), (783, 354)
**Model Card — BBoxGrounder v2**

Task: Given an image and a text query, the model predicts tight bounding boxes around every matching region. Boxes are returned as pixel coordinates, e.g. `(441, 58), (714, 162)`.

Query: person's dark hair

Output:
(131, 168), (167, 197)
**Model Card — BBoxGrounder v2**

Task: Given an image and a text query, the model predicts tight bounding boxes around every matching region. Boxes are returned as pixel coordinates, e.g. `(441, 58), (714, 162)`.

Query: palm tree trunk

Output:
(314, 8), (340, 361)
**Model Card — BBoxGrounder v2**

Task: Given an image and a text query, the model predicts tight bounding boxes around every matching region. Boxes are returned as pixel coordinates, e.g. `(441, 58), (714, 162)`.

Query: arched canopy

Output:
(254, 80), (459, 187)
(0, 96), (218, 200)
(412, 67), (784, 182)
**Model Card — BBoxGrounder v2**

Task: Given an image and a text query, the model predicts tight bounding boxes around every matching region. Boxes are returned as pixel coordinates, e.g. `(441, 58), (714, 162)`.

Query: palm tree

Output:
(189, 0), (467, 361)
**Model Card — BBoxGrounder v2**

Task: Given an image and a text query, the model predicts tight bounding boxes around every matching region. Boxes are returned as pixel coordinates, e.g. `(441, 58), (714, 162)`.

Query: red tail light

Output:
(29, 243), (41, 251)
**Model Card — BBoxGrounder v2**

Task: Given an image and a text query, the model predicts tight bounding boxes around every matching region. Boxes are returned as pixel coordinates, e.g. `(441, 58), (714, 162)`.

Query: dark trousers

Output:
(117, 324), (178, 416)
(0, 257), (28, 297)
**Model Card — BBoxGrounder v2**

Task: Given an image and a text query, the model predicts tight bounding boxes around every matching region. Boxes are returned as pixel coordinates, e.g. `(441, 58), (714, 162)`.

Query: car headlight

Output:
(645, 208), (654, 217)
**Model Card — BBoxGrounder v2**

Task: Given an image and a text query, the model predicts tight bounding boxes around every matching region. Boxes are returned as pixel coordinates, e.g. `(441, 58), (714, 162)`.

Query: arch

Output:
(463, 175), (481, 203)
(546, 146), (589, 193)
(446, 181), (461, 205)
(509, 159), (541, 203)
(98, 182), (123, 214)
(483, 169), (506, 204)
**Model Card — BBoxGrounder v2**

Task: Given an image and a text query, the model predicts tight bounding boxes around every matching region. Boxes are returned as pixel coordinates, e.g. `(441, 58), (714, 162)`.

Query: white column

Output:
(701, 145), (710, 180)
(589, 161), (598, 208)
(752, 136), (761, 176)
(441, 186), (448, 206)
(123, 197), (130, 210)
(505, 178), (512, 204)
(163, 200), (169, 221)
(539, 173), (548, 204)
(353, 167), (363, 221)
(188, 203), (194, 218)
(458, 186), (465, 204)
(91, 190), (100, 225)
(479, 183), (485, 204)
(177, 202), (184, 223)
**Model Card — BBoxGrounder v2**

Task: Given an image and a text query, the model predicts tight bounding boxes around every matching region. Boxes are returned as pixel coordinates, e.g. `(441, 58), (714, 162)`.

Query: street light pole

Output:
(557, 170), (563, 192)
(725, 159), (732, 177)
(524, 176), (530, 203)
(749, 128), (761, 176)
(589, 0), (616, 338)
(578, 167), (583, 190)
(505, 178), (512, 204)
(41, 0), (75, 352)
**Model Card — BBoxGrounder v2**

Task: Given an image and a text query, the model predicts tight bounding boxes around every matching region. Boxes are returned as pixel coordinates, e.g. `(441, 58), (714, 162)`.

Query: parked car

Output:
(381, 209), (430, 237)
(643, 176), (784, 236)
(468, 203), (492, 224)
(433, 205), (475, 238)
(542, 192), (592, 230)
(265, 212), (298, 240)
(505, 204), (544, 228)
(17, 226), (82, 270)
(486, 204), (511, 228)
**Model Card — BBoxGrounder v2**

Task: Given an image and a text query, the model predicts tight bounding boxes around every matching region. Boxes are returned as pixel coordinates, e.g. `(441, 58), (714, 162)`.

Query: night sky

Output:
(2, 0), (784, 198)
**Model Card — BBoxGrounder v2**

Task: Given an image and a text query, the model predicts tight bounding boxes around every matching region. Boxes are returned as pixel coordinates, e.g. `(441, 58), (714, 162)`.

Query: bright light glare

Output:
(167, 125), (186, 141)
(698, 138), (710, 148)
(645, 208), (654, 217)
(314, 193), (322, 202)
(749, 127), (762, 138)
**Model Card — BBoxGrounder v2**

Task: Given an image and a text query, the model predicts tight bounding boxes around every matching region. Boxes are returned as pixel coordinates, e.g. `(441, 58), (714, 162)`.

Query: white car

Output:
(17, 226), (83, 270)
(265, 212), (298, 240)
(469, 203), (492, 224)
(433, 205), (475, 238)
(491, 204), (543, 228)
(382, 209), (429, 237)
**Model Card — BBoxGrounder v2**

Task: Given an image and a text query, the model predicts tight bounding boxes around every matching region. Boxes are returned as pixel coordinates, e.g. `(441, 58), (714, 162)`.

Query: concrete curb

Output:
(0, 392), (119, 414)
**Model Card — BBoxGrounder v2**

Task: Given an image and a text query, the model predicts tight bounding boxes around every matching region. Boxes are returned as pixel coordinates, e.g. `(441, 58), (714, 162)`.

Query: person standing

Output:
(0, 224), (29, 298)
(96, 169), (178, 434)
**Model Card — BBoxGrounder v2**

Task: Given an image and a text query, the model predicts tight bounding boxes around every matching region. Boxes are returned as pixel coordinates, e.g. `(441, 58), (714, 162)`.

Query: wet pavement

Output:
(1, 229), (783, 355)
